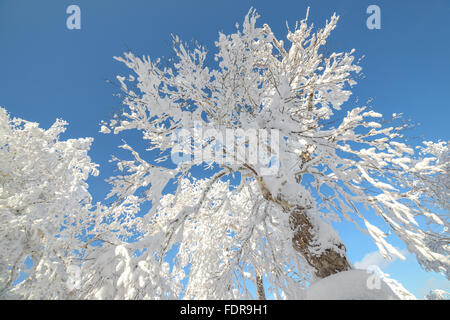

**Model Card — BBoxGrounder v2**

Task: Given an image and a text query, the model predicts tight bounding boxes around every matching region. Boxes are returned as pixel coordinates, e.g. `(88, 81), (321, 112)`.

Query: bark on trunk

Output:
(254, 173), (351, 279)
(289, 206), (351, 278)
(256, 273), (266, 300)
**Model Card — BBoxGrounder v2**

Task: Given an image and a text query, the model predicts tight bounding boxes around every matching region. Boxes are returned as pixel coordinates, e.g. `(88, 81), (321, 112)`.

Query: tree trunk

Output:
(256, 272), (266, 300)
(255, 174), (351, 279)
(289, 205), (351, 278)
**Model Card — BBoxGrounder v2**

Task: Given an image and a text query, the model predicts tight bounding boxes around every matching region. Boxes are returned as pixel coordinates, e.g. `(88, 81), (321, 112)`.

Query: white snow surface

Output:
(305, 270), (400, 300)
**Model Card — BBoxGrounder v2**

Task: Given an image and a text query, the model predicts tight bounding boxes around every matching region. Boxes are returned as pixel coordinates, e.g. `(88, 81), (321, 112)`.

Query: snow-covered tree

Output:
(95, 9), (449, 299)
(426, 289), (449, 300)
(0, 108), (99, 299)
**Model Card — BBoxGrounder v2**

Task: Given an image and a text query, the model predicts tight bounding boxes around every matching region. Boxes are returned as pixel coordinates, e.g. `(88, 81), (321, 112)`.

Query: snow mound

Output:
(305, 270), (400, 300)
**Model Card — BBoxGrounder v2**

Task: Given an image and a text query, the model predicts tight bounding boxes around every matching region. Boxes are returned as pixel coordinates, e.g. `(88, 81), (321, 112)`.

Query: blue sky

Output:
(1, 0), (449, 298)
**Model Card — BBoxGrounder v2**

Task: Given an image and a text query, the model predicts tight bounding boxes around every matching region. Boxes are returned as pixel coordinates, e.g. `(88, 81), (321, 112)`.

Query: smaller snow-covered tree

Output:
(0, 107), (98, 299)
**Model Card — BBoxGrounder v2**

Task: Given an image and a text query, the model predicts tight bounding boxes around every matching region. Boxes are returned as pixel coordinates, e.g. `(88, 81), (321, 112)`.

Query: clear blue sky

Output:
(1, 0), (449, 298)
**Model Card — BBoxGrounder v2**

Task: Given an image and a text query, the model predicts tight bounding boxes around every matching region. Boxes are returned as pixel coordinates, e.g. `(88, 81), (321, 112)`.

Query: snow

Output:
(426, 289), (449, 300)
(305, 270), (400, 300)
